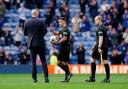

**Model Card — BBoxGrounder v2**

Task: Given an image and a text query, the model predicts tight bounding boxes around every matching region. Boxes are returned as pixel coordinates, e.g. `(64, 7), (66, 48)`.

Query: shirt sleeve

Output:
(62, 31), (69, 36)
(98, 29), (103, 36)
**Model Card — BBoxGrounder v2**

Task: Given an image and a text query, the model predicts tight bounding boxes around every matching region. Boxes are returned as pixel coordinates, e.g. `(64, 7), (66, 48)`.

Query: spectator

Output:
(3, 0), (11, 10)
(0, 16), (4, 30)
(117, 0), (124, 23)
(11, 45), (19, 65)
(59, 2), (69, 24)
(100, 10), (112, 26)
(18, 48), (28, 64)
(50, 52), (57, 65)
(0, 0), (6, 18)
(123, 28), (128, 46)
(71, 14), (81, 33)
(0, 34), (5, 46)
(108, 24), (113, 47)
(5, 53), (14, 64)
(117, 23), (125, 43)
(124, 49), (128, 64)
(49, 1), (56, 16)
(76, 43), (86, 64)
(18, 3), (27, 30)
(79, 12), (84, 19)
(89, 0), (98, 20)
(123, 0), (128, 10)
(49, 46), (58, 65)
(24, 0), (35, 9)
(79, 0), (89, 15)
(35, 0), (43, 9)
(110, 48), (124, 64)
(45, 7), (54, 27)
(0, 0), (5, 29)
(11, 0), (22, 9)
(2, 27), (12, 46)
(0, 23), (2, 35)
(122, 9), (128, 28)
(101, 0), (110, 12)
(109, 6), (119, 28)
(3, 46), (11, 55)
(117, 40), (127, 61)
(50, 15), (60, 30)
(0, 47), (5, 64)
(12, 25), (23, 47)
(80, 15), (91, 38)
(111, 0), (117, 10)
(50, 0), (57, 8)
(109, 28), (119, 46)
(63, 0), (68, 4)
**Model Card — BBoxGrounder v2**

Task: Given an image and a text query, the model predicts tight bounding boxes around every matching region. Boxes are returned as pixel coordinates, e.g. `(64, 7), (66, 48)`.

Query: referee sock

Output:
(91, 62), (96, 79)
(58, 62), (65, 70)
(104, 64), (110, 79)
(58, 63), (70, 79)
(65, 65), (70, 75)
(58, 63), (70, 74)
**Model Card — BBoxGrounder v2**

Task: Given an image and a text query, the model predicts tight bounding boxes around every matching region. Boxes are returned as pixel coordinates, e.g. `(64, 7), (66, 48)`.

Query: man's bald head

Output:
(31, 9), (39, 18)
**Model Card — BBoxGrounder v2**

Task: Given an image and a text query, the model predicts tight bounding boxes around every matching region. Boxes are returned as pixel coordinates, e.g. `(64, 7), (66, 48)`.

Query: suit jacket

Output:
(24, 17), (47, 49)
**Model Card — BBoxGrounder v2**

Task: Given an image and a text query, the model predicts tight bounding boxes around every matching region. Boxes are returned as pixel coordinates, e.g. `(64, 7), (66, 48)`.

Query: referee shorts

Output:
(57, 45), (70, 62)
(92, 46), (108, 60)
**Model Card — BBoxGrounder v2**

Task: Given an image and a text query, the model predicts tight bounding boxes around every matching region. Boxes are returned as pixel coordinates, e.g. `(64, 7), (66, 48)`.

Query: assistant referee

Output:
(85, 15), (110, 83)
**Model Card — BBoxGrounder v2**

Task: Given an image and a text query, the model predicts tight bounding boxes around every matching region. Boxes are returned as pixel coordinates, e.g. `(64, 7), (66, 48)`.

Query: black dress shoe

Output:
(85, 77), (95, 82)
(101, 78), (110, 83)
(45, 79), (49, 83)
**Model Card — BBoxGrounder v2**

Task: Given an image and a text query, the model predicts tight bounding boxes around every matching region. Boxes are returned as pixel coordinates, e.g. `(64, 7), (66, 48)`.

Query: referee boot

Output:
(60, 73), (73, 82)
(85, 77), (95, 82)
(33, 79), (37, 83)
(45, 79), (49, 83)
(101, 78), (110, 83)
(66, 73), (73, 82)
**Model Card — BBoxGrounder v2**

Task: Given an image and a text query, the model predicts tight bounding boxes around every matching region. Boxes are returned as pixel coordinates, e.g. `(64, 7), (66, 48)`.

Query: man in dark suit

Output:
(24, 9), (49, 83)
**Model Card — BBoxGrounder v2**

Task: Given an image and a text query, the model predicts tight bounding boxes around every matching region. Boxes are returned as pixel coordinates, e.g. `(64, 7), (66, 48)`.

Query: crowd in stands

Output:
(0, 0), (128, 65)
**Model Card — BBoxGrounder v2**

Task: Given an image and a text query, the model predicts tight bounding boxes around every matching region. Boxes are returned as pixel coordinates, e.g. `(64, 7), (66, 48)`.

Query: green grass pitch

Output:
(0, 74), (128, 89)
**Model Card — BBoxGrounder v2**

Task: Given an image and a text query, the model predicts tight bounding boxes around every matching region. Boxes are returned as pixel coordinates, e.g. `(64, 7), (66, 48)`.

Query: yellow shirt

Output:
(50, 55), (57, 65)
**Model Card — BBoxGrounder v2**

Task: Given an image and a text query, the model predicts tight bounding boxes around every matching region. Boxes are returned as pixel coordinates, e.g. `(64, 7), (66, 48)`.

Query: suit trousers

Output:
(30, 47), (48, 80)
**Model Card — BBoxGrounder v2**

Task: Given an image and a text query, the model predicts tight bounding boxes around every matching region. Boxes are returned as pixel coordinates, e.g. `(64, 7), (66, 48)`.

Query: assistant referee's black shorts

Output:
(57, 45), (70, 62)
(92, 46), (108, 60)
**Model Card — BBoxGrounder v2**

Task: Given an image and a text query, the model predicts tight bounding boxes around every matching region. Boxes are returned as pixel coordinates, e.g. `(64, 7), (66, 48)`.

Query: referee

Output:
(49, 17), (73, 82)
(85, 15), (110, 83)
(24, 9), (49, 83)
